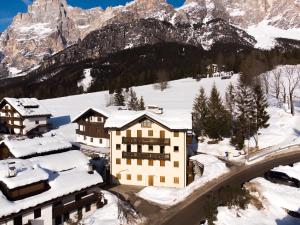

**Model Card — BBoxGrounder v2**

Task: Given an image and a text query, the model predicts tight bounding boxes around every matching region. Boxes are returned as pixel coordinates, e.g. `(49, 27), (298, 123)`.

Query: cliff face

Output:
(0, 0), (299, 74)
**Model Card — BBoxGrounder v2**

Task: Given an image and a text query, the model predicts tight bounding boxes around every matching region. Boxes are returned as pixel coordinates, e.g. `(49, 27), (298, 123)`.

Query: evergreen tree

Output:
(114, 88), (125, 106)
(192, 87), (208, 137)
(252, 83), (270, 147)
(138, 96), (146, 111)
(206, 84), (231, 139)
(225, 83), (236, 135)
(231, 79), (255, 149)
(127, 88), (139, 110)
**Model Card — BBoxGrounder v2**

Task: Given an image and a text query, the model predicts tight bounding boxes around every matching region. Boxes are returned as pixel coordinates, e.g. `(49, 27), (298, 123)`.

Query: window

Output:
(137, 145), (142, 153)
(126, 159), (131, 165)
(148, 130), (153, 136)
(174, 146), (179, 152)
(137, 159), (142, 165)
(160, 160), (165, 167)
(34, 208), (41, 219)
(99, 139), (103, 144)
(13, 216), (22, 225)
(90, 137), (93, 142)
(63, 213), (70, 222)
(174, 177), (179, 184)
(116, 144), (121, 150)
(126, 130), (131, 137)
(174, 161), (179, 168)
(116, 158), (121, 164)
(137, 130), (142, 137)
(55, 216), (62, 225)
(116, 173), (121, 179)
(86, 204), (91, 212)
(149, 145), (153, 151)
(84, 136), (87, 140)
(160, 146), (165, 154)
(116, 130), (121, 136)
(137, 174), (142, 181)
(97, 117), (102, 122)
(160, 130), (165, 138)
(141, 119), (152, 128)
(174, 132), (179, 137)
(35, 120), (39, 125)
(148, 160), (153, 166)
(127, 174), (131, 180)
(160, 176), (165, 183)
(127, 145), (131, 152)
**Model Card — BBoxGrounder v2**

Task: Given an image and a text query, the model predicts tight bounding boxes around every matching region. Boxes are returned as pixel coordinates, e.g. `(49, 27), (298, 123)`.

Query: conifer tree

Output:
(114, 88), (125, 106)
(225, 83), (236, 135)
(206, 84), (231, 139)
(127, 88), (139, 111)
(192, 87), (208, 137)
(138, 96), (146, 111)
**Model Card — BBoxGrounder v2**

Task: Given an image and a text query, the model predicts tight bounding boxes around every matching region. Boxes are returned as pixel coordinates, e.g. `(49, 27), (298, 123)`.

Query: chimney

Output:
(7, 162), (17, 178)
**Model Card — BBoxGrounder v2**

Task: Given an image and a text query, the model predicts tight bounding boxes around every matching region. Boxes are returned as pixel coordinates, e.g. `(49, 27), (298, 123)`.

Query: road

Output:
(143, 150), (300, 225)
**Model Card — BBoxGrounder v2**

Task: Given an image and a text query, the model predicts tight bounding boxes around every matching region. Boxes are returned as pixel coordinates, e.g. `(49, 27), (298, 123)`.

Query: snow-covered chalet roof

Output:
(0, 150), (103, 219)
(105, 110), (192, 131)
(0, 97), (52, 117)
(0, 134), (73, 158)
(72, 107), (111, 123)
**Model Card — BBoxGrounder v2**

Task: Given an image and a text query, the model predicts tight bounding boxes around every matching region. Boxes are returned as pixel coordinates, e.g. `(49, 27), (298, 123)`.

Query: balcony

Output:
(122, 137), (171, 146)
(76, 122), (109, 138)
(122, 151), (171, 161)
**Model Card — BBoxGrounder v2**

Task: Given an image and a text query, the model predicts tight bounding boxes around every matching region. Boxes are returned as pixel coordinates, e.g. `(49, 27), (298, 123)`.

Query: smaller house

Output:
(0, 98), (52, 136)
(72, 108), (111, 148)
(0, 134), (73, 160)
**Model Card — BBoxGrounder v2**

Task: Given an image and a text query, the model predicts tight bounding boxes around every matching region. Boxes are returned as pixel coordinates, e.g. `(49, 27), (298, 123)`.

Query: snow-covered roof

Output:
(72, 107), (111, 123)
(105, 110), (192, 130)
(0, 98), (52, 117)
(0, 150), (103, 219)
(0, 159), (49, 189)
(0, 134), (73, 158)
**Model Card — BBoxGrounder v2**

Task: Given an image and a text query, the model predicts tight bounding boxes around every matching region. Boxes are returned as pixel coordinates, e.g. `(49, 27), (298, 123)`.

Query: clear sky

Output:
(0, 0), (185, 32)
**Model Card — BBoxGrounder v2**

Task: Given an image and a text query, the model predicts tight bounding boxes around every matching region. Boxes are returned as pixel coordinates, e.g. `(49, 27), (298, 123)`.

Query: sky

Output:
(0, 0), (185, 32)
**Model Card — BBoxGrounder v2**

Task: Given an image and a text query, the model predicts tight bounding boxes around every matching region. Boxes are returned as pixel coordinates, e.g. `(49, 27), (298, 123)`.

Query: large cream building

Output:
(105, 111), (192, 188)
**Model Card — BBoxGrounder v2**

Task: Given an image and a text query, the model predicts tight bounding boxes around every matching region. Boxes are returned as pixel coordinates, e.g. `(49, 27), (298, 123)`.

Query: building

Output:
(0, 98), (52, 135)
(0, 134), (73, 160)
(106, 110), (192, 188)
(0, 151), (104, 225)
(72, 108), (111, 148)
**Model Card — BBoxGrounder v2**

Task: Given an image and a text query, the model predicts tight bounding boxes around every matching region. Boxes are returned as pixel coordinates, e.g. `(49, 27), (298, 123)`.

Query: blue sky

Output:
(0, 0), (185, 32)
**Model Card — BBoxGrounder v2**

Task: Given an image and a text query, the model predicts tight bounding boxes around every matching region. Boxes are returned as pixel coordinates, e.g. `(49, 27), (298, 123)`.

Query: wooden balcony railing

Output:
(122, 137), (171, 146)
(122, 151), (171, 161)
(76, 122), (109, 138)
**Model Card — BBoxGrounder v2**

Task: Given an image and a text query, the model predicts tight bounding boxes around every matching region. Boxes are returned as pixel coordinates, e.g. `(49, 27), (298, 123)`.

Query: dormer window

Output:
(141, 119), (152, 128)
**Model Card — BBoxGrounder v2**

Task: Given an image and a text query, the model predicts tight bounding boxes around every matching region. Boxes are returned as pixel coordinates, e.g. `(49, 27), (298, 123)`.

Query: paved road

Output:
(144, 150), (300, 225)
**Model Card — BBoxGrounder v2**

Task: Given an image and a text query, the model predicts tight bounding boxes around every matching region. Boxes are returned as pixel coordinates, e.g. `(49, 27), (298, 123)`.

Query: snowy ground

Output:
(83, 191), (142, 225)
(215, 162), (300, 225)
(137, 154), (229, 206)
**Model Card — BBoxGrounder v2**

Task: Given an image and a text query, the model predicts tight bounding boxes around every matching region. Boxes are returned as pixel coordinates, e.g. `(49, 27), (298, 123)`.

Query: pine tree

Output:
(225, 83), (236, 135)
(231, 79), (255, 149)
(138, 96), (146, 111)
(114, 88), (125, 106)
(127, 88), (139, 111)
(252, 83), (270, 147)
(206, 84), (231, 139)
(192, 87), (208, 137)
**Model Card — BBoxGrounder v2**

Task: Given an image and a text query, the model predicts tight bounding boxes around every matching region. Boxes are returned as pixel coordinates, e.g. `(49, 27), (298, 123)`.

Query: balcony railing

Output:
(122, 137), (171, 146)
(122, 151), (171, 161)
(76, 122), (109, 138)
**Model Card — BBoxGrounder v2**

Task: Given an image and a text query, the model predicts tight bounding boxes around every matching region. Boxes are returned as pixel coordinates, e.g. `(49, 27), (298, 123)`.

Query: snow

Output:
(16, 23), (54, 40)
(0, 150), (103, 218)
(0, 159), (48, 189)
(78, 68), (94, 92)
(83, 191), (127, 225)
(246, 20), (300, 49)
(215, 163), (300, 225)
(2, 97), (51, 117)
(1, 134), (72, 158)
(72, 107), (111, 123)
(137, 154), (229, 206)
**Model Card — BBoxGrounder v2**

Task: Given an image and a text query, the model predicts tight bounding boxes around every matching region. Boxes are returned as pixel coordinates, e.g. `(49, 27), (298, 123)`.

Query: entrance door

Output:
(148, 175), (154, 186)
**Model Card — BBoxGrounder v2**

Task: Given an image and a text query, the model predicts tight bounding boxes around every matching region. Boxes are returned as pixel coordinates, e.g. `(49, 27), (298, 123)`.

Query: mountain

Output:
(0, 0), (299, 78)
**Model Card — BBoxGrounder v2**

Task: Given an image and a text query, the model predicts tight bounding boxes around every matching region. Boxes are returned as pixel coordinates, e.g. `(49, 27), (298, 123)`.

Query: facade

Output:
(0, 98), (52, 135)
(0, 151), (104, 225)
(73, 108), (110, 148)
(106, 111), (192, 188)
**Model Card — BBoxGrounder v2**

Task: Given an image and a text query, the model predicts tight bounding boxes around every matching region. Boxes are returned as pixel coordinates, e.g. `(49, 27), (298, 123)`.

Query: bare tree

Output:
(270, 68), (282, 99)
(280, 79), (287, 104)
(261, 72), (270, 95)
(285, 66), (300, 115)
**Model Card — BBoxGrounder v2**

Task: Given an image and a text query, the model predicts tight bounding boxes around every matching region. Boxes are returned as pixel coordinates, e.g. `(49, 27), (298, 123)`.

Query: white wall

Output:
(77, 134), (109, 148)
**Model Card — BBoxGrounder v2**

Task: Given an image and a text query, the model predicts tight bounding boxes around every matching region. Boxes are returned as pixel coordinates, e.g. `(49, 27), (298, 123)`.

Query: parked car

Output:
(264, 171), (300, 188)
